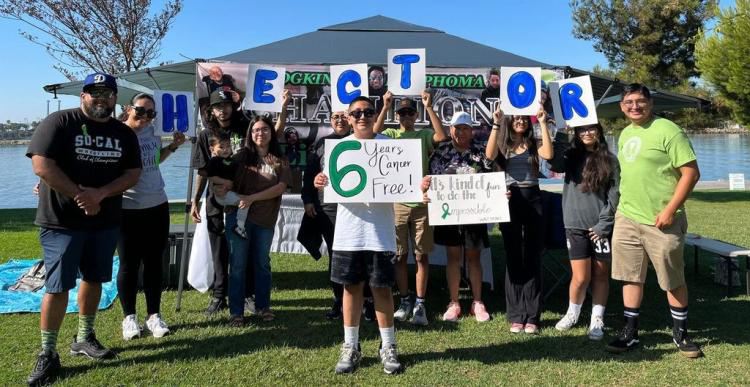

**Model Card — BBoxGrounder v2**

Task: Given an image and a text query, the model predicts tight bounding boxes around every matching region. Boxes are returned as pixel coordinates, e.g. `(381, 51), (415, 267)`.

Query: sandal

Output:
(260, 309), (275, 322)
(228, 315), (245, 327)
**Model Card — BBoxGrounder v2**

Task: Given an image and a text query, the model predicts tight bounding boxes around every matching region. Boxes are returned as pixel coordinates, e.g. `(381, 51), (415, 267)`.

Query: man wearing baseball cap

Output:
(373, 90), (448, 326)
(26, 72), (141, 385)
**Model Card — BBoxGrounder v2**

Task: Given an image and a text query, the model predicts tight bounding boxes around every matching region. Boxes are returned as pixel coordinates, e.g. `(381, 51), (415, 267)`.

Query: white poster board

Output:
(329, 64), (369, 112)
(729, 173), (746, 190)
(245, 64), (286, 112)
(153, 90), (195, 137)
(549, 75), (598, 128)
(427, 172), (510, 225)
(500, 67), (541, 116)
(323, 138), (423, 203)
(387, 48), (426, 96)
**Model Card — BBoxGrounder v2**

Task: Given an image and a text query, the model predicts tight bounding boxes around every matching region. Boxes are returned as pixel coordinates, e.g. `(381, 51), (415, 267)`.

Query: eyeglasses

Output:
(398, 109), (417, 117)
(133, 106), (157, 119)
(331, 114), (347, 121)
(369, 74), (383, 81)
(252, 126), (271, 134)
(575, 126), (597, 134)
(86, 89), (114, 99)
(621, 99), (649, 107)
(349, 109), (376, 119)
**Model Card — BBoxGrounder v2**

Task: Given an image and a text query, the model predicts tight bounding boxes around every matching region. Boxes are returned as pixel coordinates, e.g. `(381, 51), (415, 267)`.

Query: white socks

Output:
(379, 326), (396, 347)
(592, 304), (605, 320)
(567, 302), (582, 319)
(344, 326), (359, 346)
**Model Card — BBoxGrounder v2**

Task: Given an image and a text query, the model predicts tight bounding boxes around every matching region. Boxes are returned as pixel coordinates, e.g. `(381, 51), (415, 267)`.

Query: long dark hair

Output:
(566, 123), (614, 193)
(496, 115), (539, 174)
(118, 93), (155, 122)
(237, 115), (282, 167)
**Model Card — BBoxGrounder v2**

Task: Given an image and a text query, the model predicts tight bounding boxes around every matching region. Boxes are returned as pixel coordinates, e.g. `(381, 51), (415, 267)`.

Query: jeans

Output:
(226, 211), (274, 316)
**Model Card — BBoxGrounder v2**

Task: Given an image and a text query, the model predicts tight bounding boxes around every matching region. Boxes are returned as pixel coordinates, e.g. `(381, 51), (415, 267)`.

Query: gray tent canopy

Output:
(43, 15), (702, 116)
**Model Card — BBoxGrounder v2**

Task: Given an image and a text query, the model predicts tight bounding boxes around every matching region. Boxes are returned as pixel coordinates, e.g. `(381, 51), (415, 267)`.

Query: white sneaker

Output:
(588, 316), (605, 340)
(555, 312), (579, 331)
(393, 298), (413, 322)
(145, 314), (170, 338)
(122, 314), (141, 340)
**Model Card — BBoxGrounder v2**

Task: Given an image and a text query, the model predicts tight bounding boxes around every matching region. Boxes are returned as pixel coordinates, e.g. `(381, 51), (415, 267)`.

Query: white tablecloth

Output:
(271, 194), (495, 288)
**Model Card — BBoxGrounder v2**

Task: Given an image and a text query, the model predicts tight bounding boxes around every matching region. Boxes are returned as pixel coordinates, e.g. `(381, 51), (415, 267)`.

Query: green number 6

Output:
(329, 140), (367, 198)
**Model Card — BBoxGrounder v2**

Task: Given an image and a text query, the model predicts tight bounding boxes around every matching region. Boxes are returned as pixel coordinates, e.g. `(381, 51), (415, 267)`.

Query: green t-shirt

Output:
(381, 127), (435, 207)
(617, 117), (696, 225)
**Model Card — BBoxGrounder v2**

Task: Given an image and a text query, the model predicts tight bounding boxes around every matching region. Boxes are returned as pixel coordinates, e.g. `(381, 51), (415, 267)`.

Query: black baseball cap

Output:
(396, 99), (418, 114)
(209, 89), (233, 106)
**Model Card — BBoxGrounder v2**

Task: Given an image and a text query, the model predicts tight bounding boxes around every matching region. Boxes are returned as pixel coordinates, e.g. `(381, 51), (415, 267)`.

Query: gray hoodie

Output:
(550, 132), (620, 236)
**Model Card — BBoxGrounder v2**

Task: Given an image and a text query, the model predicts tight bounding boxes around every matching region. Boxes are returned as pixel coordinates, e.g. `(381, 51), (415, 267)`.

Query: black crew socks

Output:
(670, 305), (688, 339)
(623, 307), (640, 335)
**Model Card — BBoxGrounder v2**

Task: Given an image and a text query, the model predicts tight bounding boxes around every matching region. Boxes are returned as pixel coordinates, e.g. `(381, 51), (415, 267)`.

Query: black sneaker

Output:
(204, 297), (227, 317)
(70, 332), (115, 360)
(233, 225), (248, 239)
(674, 329), (703, 358)
(606, 327), (640, 353)
(27, 349), (60, 387)
(325, 300), (342, 320)
(363, 299), (376, 322)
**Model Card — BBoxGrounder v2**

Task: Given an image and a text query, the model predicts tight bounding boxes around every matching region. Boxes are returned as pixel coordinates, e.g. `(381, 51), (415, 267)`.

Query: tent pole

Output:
(596, 80), (618, 107)
(175, 138), (195, 312)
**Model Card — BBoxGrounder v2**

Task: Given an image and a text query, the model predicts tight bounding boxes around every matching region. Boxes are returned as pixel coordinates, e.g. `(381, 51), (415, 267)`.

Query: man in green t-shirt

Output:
(607, 84), (702, 358)
(373, 90), (448, 326)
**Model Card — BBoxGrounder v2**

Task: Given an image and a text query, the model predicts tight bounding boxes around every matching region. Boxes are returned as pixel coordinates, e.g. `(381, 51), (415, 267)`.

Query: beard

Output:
(82, 101), (114, 119)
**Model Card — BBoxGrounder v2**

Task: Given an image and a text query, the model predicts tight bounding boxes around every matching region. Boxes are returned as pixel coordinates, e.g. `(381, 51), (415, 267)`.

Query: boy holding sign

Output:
(314, 96), (404, 375)
(374, 90), (448, 326)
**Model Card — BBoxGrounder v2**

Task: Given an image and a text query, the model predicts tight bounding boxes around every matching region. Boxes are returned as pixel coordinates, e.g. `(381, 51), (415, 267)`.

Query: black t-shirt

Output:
(202, 74), (238, 95)
(26, 108), (141, 230)
(192, 117), (248, 216)
(206, 156), (238, 181)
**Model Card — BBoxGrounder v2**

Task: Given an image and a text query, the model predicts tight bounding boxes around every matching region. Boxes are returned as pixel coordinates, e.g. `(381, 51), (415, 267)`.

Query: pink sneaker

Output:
(442, 302), (461, 322)
(470, 301), (491, 322)
(510, 323), (524, 333)
(524, 323), (539, 334)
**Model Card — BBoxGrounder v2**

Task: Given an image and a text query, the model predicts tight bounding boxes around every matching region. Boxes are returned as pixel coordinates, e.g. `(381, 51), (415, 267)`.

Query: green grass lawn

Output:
(1, 192), (749, 385)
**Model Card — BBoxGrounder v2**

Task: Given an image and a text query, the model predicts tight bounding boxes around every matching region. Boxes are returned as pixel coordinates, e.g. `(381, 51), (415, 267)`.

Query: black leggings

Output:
(499, 185), (544, 325)
(117, 202), (169, 316)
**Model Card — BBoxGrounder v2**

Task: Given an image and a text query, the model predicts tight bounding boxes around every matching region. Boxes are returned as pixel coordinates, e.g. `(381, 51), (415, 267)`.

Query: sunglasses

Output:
(87, 89), (114, 99)
(349, 108), (376, 119)
(398, 109), (417, 117)
(575, 126), (597, 134)
(133, 106), (157, 119)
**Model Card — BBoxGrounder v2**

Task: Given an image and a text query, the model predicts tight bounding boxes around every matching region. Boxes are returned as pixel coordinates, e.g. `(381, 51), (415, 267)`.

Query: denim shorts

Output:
(40, 227), (119, 293)
(330, 250), (395, 288)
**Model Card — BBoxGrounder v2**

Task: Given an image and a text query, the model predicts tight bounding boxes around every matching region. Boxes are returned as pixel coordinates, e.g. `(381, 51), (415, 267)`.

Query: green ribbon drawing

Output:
(441, 203), (450, 219)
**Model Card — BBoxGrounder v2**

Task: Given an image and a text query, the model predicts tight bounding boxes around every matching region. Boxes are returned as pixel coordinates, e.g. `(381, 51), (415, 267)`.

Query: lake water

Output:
(2, 134), (749, 209)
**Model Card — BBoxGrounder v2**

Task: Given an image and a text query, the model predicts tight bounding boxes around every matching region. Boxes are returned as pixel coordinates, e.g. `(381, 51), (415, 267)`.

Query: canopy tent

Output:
(42, 15), (703, 117)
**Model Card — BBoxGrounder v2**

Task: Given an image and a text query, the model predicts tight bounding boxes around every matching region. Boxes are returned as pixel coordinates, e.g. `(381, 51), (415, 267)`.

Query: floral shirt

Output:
(429, 140), (494, 175)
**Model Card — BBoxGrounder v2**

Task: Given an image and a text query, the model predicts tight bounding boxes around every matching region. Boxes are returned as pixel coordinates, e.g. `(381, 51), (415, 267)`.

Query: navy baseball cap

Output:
(82, 72), (118, 93)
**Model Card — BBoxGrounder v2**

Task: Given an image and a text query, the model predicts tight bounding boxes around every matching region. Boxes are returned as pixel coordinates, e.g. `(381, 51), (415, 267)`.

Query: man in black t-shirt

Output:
(191, 89), (255, 315)
(25, 72), (141, 386)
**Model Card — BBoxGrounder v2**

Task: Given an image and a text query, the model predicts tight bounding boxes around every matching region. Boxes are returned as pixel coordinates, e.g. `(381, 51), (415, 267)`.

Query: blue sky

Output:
(0, 0), (732, 123)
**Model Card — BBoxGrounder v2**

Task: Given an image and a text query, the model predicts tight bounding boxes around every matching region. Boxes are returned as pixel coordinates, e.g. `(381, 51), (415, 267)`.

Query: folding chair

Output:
(540, 191), (571, 301)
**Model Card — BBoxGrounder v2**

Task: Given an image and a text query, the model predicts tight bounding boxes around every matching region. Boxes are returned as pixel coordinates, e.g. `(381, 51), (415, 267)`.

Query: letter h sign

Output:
(154, 90), (196, 137)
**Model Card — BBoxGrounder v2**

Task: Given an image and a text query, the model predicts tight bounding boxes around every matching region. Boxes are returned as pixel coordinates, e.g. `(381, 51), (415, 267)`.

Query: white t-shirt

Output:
(332, 134), (396, 252)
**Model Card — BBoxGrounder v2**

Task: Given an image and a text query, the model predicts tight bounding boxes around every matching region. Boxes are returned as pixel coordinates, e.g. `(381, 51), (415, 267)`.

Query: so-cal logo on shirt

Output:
(74, 134), (123, 161)
(621, 137), (642, 163)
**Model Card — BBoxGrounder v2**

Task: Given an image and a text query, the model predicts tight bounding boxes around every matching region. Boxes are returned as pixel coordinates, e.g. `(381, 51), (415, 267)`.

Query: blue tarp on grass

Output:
(0, 258), (119, 314)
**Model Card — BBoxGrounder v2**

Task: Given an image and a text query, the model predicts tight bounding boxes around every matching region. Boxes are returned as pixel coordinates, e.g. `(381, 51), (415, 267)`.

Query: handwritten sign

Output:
(323, 138), (423, 203)
(245, 64), (286, 112)
(549, 75), (598, 128)
(427, 172), (510, 225)
(500, 67), (541, 116)
(729, 173), (745, 191)
(153, 90), (195, 137)
(387, 48), (426, 96)
(330, 64), (369, 112)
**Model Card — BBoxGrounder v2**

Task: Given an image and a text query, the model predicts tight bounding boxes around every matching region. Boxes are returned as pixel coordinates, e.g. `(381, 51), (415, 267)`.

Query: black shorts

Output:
(565, 228), (612, 261)
(330, 250), (395, 288)
(433, 224), (489, 250)
(40, 226), (119, 293)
